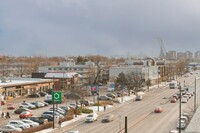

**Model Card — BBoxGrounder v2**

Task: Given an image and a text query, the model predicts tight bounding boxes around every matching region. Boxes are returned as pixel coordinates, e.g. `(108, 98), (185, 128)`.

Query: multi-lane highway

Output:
(59, 72), (200, 133)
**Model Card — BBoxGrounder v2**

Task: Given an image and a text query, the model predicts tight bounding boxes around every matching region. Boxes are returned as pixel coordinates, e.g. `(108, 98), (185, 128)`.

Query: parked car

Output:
(19, 102), (36, 109)
(28, 93), (40, 98)
(181, 98), (188, 103)
(1, 100), (6, 105)
(154, 106), (163, 113)
(7, 120), (30, 130)
(49, 108), (66, 115)
(41, 114), (54, 122)
(170, 98), (177, 103)
(14, 108), (30, 114)
(41, 111), (64, 119)
(169, 130), (178, 133)
(0, 125), (22, 132)
(135, 95), (143, 101)
(39, 92), (47, 97)
(31, 102), (44, 108)
(97, 95), (112, 101)
(68, 131), (80, 133)
(101, 114), (114, 123)
(26, 116), (48, 125)
(176, 120), (186, 129)
(79, 100), (92, 106)
(59, 106), (70, 112)
(106, 93), (117, 98)
(7, 103), (15, 110)
(85, 113), (98, 123)
(20, 119), (39, 127)
(19, 111), (33, 119)
(38, 101), (49, 106)
(68, 103), (81, 109)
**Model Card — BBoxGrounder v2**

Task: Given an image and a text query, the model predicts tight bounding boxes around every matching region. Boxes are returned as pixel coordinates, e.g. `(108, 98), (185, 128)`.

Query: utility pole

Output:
(125, 116), (127, 133)
(53, 77), (55, 129)
(178, 84), (181, 133)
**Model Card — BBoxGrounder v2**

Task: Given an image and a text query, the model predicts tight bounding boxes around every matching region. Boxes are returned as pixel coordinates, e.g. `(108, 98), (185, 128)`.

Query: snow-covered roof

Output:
(44, 72), (82, 79)
(0, 78), (52, 87)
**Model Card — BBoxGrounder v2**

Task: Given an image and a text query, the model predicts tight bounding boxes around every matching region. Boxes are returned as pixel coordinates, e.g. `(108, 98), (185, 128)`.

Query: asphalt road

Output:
(55, 72), (200, 133)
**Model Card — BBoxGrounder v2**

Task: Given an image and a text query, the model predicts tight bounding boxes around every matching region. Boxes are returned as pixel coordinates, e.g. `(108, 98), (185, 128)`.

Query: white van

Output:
(68, 131), (80, 133)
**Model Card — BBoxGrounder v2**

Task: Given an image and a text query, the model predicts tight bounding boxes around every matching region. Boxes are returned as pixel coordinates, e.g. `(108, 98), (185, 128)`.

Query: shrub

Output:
(13, 122), (53, 133)
(81, 108), (93, 114)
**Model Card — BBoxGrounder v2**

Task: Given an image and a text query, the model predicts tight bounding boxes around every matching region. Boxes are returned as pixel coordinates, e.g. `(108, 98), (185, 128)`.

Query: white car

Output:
(181, 97), (188, 103)
(176, 120), (186, 129)
(0, 125), (22, 132)
(68, 131), (80, 133)
(169, 130), (178, 133)
(85, 113), (98, 123)
(21, 119), (39, 127)
(19, 102), (36, 109)
(7, 120), (30, 130)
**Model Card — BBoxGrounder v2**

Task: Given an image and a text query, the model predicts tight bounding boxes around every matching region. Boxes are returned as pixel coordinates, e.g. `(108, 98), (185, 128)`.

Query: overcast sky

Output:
(0, 0), (200, 57)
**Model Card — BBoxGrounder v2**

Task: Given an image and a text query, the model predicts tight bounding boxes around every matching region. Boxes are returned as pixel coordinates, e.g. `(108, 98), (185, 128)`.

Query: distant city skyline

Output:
(0, 0), (200, 57)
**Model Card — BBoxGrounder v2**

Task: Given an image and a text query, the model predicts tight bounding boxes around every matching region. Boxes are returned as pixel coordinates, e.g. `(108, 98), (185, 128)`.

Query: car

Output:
(170, 98), (177, 103)
(59, 106), (70, 112)
(7, 103), (15, 110)
(154, 106), (163, 113)
(31, 101), (45, 108)
(68, 131), (80, 133)
(1, 100), (6, 105)
(49, 108), (66, 115)
(182, 95), (189, 100)
(85, 113), (98, 123)
(26, 116), (48, 125)
(39, 92), (47, 97)
(135, 95), (143, 101)
(14, 108), (30, 114)
(19, 111), (33, 119)
(0, 125), (22, 132)
(106, 93), (117, 98)
(20, 119), (39, 127)
(181, 98), (188, 103)
(41, 114), (54, 122)
(172, 94), (179, 100)
(28, 93), (40, 98)
(97, 95), (112, 101)
(181, 116), (189, 123)
(41, 111), (64, 119)
(68, 103), (81, 109)
(169, 130), (178, 133)
(7, 120), (30, 130)
(79, 100), (92, 106)
(19, 102), (36, 109)
(101, 114), (114, 123)
(176, 120), (186, 129)
(38, 101), (49, 106)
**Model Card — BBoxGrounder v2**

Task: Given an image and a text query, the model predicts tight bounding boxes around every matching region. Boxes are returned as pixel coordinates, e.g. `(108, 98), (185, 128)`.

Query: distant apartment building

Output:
(38, 60), (97, 84)
(194, 51), (200, 60)
(109, 59), (159, 84)
(177, 52), (186, 59)
(166, 51), (177, 59)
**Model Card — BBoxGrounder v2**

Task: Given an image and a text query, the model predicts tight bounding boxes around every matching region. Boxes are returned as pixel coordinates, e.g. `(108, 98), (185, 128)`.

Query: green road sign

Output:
(52, 91), (62, 102)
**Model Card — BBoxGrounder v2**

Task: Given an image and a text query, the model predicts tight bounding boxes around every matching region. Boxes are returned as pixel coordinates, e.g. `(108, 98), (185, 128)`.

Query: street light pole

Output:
(178, 84), (181, 133)
(195, 78), (197, 112)
(97, 84), (99, 111)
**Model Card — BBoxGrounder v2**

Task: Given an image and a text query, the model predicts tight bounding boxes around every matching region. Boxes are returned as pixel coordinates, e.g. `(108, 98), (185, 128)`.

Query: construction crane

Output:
(157, 37), (166, 59)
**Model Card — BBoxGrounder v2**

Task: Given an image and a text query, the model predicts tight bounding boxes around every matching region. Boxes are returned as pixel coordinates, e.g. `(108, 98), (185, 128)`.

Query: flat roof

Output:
(0, 78), (53, 88)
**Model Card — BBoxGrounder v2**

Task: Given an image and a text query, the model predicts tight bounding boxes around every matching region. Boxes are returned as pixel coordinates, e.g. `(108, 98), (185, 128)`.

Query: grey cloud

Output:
(0, 0), (200, 57)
